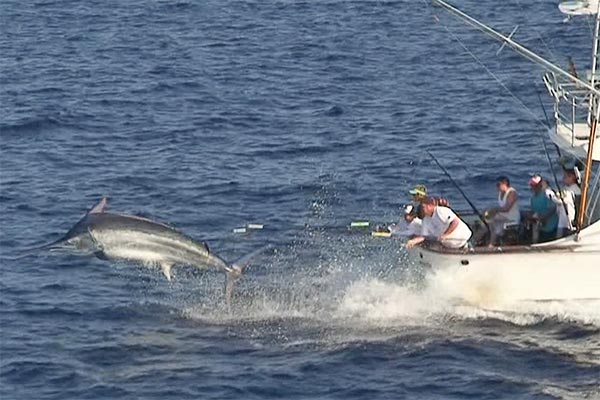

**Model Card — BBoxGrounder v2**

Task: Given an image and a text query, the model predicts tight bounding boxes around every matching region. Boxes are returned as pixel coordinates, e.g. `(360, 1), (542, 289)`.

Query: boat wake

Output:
(181, 255), (600, 329)
(176, 218), (598, 364)
(335, 274), (600, 328)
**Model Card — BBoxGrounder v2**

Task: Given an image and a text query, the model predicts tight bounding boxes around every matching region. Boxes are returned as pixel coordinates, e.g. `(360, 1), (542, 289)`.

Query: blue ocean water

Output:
(1, 0), (599, 398)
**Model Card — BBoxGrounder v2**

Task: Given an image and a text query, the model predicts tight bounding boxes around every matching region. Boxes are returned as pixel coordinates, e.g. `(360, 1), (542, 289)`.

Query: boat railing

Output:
(543, 71), (594, 144)
(543, 71), (591, 102)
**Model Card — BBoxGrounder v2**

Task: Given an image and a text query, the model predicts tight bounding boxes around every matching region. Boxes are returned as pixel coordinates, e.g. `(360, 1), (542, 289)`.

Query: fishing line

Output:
(441, 23), (549, 131)
(426, 151), (490, 232)
(421, 1), (581, 231)
(535, 88), (564, 159)
(534, 94), (573, 229)
(425, 1), (570, 207)
(587, 14), (595, 37)
(422, 0), (561, 132)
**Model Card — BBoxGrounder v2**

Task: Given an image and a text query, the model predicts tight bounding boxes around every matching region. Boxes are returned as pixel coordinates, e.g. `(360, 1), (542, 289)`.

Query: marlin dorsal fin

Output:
(89, 197), (108, 214)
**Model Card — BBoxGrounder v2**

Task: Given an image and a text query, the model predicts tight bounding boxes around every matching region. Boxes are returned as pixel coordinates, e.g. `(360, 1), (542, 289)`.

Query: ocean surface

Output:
(1, 0), (599, 399)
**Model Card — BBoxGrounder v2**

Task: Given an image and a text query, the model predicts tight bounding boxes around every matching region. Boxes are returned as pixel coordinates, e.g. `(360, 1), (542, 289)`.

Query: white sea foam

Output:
(336, 279), (451, 323)
(180, 258), (600, 369)
(336, 269), (600, 327)
(183, 257), (600, 329)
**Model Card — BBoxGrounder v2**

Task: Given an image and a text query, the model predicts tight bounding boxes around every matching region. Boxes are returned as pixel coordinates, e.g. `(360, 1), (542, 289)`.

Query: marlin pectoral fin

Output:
(161, 262), (173, 281)
(87, 228), (104, 251)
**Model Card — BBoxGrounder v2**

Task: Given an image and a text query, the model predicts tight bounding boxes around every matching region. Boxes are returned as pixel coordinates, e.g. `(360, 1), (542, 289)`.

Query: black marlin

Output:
(33, 198), (263, 302)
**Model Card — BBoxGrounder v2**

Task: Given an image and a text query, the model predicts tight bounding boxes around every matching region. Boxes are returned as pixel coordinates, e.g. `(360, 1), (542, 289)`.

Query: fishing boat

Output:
(410, 0), (600, 303)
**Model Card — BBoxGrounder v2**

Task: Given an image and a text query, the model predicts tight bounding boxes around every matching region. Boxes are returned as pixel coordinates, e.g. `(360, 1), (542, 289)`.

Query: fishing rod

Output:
(426, 151), (490, 232)
(535, 89), (573, 230)
(536, 88), (563, 159)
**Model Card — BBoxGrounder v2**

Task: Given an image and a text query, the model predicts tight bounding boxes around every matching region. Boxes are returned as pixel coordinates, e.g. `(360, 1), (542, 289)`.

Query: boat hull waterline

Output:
(410, 222), (600, 303)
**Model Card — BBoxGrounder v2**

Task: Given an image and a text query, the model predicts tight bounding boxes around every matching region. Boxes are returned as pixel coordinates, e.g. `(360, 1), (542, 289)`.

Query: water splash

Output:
(183, 249), (600, 329)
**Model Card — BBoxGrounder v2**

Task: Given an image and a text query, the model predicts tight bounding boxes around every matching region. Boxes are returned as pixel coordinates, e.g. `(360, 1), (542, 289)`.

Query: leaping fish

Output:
(27, 197), (266, 303)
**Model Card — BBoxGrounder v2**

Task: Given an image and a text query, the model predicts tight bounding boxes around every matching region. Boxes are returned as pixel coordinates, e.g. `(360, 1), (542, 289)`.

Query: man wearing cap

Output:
(528, 175), (558, 243)
(406, 196), (472, 249)
(388, 204), (422, 237)
(409, 184), (449, 219)
(409, 184), (428, 200)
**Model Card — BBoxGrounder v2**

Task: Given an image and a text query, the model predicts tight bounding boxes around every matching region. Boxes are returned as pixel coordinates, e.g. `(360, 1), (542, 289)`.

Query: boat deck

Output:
(552, 120), (600, 161)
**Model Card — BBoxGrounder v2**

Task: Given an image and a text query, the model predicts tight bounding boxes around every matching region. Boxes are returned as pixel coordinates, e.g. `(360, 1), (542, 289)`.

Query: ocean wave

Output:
(0, 117), (61, 136)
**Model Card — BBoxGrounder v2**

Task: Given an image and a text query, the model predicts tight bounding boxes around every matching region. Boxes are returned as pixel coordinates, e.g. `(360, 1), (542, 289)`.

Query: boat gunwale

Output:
(417, 241), (588, 256)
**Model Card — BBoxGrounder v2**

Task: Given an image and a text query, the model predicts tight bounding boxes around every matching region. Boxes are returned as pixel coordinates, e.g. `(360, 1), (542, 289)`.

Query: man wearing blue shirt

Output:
(528, 175), (558, 243)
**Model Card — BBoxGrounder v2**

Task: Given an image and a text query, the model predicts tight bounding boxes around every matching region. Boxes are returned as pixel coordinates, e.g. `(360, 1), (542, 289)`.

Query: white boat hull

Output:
(410, 222), (600, 303)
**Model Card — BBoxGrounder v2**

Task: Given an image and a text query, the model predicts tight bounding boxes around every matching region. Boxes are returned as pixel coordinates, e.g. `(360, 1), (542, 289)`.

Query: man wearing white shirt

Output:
(406, 197), (472, 249)
(485, 176), (520, 246)
(555, 168), (582, 237)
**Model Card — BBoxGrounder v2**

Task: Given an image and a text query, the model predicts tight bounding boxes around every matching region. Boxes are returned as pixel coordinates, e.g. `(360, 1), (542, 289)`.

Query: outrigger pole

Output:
(426, 151), (490, 232)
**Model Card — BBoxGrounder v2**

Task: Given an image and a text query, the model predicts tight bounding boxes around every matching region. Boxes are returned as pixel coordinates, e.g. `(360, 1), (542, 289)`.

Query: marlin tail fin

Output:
(224, 244), (273, 308)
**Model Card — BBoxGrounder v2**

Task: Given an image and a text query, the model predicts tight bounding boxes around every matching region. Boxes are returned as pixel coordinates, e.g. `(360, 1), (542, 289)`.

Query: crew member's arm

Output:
(440, 217), (459, 240)
(406, 236), (426, 248)
(436, 197), (449, 207)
